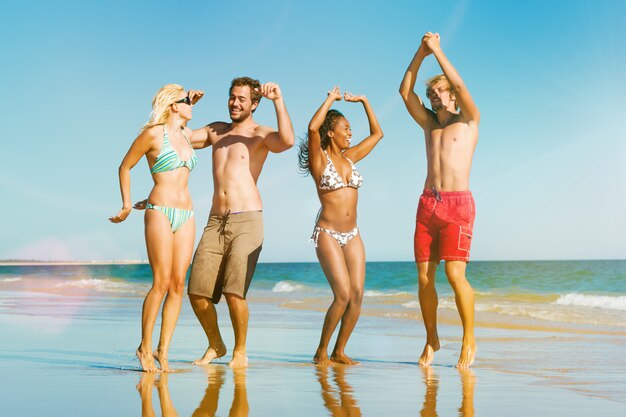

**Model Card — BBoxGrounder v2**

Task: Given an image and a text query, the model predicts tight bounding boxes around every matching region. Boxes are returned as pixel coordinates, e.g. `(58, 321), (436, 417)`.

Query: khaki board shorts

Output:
(188, 211), (263, 304)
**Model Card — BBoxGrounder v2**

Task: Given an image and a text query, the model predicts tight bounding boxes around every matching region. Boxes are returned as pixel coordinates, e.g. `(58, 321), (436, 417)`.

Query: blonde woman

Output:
(110, 84), (203, 372)
(298, 86), (383, 365)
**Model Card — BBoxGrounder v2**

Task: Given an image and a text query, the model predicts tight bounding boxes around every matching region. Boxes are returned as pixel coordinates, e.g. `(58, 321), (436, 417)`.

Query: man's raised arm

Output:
(259, 82), (294, 153)
(425, 33), (480, 123)
(399, 39), (433, 129)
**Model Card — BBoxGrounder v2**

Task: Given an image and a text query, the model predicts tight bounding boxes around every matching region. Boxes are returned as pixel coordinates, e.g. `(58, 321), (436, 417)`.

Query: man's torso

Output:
(423, 113), (478, 192)
(210, 122), (269, 214)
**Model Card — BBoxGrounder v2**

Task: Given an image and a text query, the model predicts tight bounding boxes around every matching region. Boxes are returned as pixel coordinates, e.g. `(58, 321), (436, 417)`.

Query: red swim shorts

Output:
(414, 189), (476, 263)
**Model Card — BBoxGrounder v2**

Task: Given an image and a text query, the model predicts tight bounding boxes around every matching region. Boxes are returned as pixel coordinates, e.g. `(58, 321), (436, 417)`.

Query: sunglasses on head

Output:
(174, 95), (191, 105)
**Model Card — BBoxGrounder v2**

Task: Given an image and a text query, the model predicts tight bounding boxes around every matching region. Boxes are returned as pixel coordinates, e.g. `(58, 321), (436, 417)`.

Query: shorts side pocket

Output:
(458, 226), (473, 252)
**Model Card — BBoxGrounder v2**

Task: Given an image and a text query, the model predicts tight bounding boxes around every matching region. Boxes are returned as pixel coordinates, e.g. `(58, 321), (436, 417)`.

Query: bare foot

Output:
(456, 340), (476, 369)
(137, 347), (160, 373)
(314, 353), (333, 366)
(228, 351), (248, 369)
(314, 347), (333, 366)
(193, 344), (227, 365)
(418, 339), (440, 367)
(153, 349), (169, 372)
(330, 353), (360, 365)
(136, 372), (156, 394)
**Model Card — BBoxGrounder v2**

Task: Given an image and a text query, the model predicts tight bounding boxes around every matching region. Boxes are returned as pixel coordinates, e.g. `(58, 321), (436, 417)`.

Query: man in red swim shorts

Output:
(400, 32), (480, 368)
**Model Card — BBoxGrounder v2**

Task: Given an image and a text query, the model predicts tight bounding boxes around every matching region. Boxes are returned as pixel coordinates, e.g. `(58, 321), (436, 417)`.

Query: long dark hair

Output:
(297, 109), (344, 175)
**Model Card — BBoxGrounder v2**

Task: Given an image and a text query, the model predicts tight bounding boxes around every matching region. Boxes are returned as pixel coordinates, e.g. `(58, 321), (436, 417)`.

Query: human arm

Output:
(399, 39), (433, 129)
(109, 129), (154, 223)
(258, 82), (295, 153)
(133, 199), (148, 210)
(185, 89), (215, 149)
(307, 87), (343, 171)
(343, 92), (384, 163)
(425, 33), (480, 123)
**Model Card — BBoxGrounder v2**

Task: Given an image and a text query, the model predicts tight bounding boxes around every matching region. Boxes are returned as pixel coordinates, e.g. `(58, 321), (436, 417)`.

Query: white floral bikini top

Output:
(318, 150), (363, 191)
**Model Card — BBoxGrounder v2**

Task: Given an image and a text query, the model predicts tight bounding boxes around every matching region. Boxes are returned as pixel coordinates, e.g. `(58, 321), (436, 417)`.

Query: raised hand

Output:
(343, 91), (366, 103)
(423, 32), (441, 52)
(257, 82), (282, 101)
(188, 90), (205, 105)
(109, 207), (131, 223)
(417, 36), (432, 56)
(328, 86), (342, 101)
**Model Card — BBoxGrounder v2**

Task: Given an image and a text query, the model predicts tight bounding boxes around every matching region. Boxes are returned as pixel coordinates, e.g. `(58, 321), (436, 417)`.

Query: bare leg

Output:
(445, 261), (476, 368)
(190, 294), (227, 365)
(155, 373), (178, 417)
(419, 366), (438, 417)
(225, 293), (249, 368)
(331, 235), (365, 365)
(230, 368), (249, 416)
(458, 368), (476, 417)
(314, 232), (351, 365)
(192, 365), (225, 416)
(154, 218), (195, 372)
(333, 366), (360, 411)
(137, 372), (157, 417)
(139, 211), (174, 373)
(417, 261), (440, 366)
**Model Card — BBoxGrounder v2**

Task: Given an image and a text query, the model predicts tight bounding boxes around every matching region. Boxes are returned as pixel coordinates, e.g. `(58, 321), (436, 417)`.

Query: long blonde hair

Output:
(141, 84), (185, 132)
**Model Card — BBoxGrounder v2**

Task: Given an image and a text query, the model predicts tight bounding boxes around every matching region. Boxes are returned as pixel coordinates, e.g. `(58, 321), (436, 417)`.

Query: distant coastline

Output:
(0, 260), (149, 266)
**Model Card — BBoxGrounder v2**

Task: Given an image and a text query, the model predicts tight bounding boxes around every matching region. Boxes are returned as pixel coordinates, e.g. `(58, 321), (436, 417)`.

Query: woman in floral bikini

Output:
(297, 86), (383, 365)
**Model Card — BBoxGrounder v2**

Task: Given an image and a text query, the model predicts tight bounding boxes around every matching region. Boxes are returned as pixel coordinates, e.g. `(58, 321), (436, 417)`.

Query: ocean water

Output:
(1, 260), (625, 330)
(1, 260), (625, 415)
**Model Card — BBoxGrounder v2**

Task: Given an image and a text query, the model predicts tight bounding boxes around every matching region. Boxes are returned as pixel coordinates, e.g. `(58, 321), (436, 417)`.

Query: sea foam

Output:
(364, 290), (411, 297)
(272, 281), (306, 293)
(54, 278), (138, 293)
(554, 293), (626, 311)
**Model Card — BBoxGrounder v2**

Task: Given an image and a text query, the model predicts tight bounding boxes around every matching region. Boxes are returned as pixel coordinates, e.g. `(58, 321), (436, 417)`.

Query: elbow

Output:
(118, 163), (130, 175)
(399, 82), (411, 101)
(307, 124), (319, 135)
(398, 86), (408, 100)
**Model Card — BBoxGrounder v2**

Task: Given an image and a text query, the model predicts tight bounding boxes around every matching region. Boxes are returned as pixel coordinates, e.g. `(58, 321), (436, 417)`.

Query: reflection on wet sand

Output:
(192, 365), (249, 417)
(317, 365), (362, 417)
(136, 366), (249, 417)
(420, 367), (476, 417)
(137, 373), (178, 417)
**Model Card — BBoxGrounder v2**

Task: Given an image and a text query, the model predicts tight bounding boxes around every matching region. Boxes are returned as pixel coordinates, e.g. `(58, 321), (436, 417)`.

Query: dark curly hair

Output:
(297, 109), (344, 175)
(230, 76), (262, 112)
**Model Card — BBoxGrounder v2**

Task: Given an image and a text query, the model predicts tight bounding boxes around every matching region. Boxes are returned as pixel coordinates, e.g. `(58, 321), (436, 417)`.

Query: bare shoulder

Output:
(255, 124), (276, 139)
(140, 125), (162, 144)
(208, 121), (232, 136)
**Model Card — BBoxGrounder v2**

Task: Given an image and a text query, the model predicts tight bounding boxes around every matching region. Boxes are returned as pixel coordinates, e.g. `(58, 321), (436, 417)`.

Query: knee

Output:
(152, 278), (171, 295)
(350, 287), (364, 306)
(445, 268), (468, 290)
(168, 277), (185, 296)
(333, 289), (350, 307)
(189, 294), (208, 310)
(418, 273), (435, 291)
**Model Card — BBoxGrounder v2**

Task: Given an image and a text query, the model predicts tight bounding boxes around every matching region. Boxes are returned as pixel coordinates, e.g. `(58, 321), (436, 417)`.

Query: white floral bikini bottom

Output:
(310, 226), (359, 248)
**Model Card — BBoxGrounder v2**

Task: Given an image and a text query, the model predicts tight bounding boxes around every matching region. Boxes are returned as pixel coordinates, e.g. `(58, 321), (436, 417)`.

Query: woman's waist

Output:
(316, 208), (358, 230)
(148, 187), (193, 209)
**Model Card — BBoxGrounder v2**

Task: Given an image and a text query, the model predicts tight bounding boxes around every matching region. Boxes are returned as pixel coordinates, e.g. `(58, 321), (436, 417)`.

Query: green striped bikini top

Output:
(150, 126), (198, 174)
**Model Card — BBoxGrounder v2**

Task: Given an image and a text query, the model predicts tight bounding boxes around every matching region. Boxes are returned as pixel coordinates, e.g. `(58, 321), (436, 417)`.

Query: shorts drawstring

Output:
(217, 209), (231, 239)
(431, 186), (443, 202)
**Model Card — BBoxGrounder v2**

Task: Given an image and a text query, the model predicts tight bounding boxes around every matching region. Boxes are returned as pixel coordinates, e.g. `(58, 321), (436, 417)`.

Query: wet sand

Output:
(1, 288), (625, 416)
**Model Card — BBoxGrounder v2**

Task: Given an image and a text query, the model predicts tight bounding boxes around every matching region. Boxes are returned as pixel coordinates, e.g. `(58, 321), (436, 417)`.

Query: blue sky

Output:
(1, 0), (624, 262)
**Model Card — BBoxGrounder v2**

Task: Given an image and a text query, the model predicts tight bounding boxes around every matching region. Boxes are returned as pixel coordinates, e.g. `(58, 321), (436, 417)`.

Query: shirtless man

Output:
(187, 77), (294, 368)
(399, 33), (480, 368)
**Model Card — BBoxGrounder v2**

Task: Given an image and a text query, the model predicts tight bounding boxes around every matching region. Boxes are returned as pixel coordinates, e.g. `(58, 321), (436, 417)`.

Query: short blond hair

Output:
(425, 74), (458, 110)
